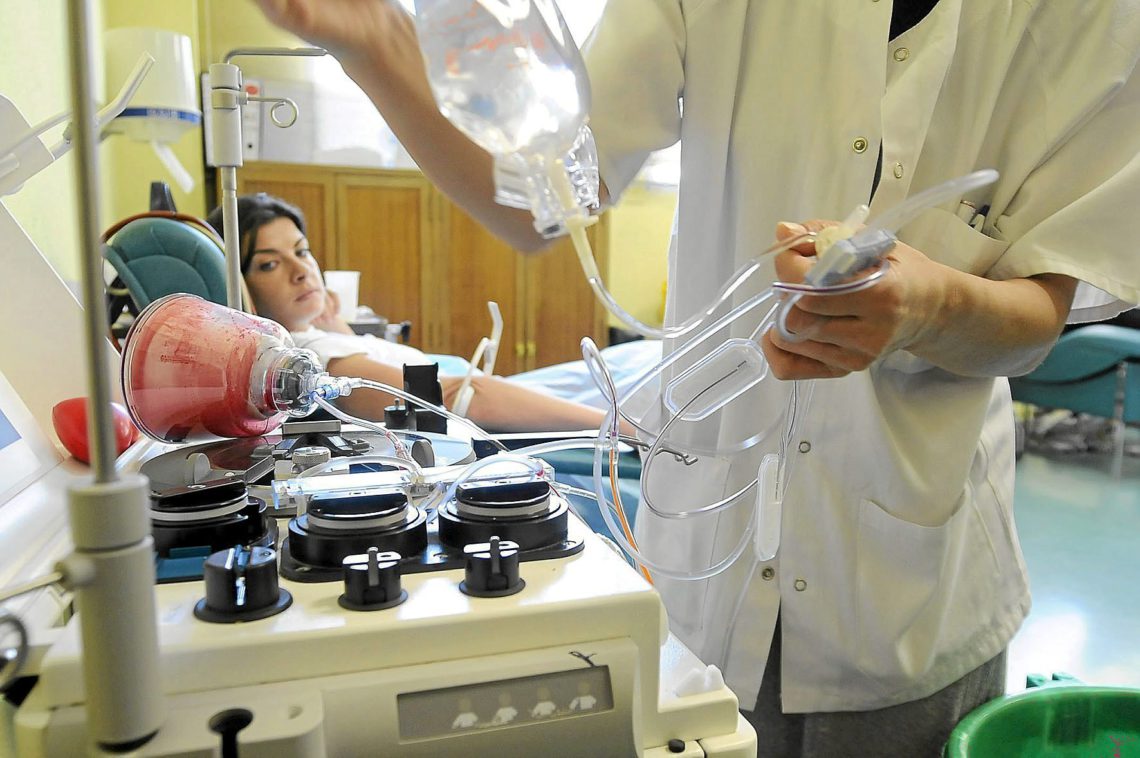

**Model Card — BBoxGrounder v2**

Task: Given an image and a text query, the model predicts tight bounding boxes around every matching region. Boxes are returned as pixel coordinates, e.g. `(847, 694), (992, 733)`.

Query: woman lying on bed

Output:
(206, 193), (650, 433)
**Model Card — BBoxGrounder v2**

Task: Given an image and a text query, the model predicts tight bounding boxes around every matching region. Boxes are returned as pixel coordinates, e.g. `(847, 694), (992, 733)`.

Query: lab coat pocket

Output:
(853, 492), (972, 689)
(899, 207), (1009, 277)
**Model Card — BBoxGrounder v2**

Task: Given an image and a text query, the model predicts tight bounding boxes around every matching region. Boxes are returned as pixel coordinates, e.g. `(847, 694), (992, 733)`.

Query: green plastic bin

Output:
(945, 685), (1140, 757)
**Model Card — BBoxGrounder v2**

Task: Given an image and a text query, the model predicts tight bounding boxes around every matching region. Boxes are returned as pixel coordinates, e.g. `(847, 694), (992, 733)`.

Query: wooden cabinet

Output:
(235, 162), (609, 376)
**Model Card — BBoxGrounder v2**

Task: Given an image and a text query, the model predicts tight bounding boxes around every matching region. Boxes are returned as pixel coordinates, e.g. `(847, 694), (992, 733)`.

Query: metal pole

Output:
(220, 166), (243, 310)
(66, 0), (116, 484)
(64, 0), (166, 751)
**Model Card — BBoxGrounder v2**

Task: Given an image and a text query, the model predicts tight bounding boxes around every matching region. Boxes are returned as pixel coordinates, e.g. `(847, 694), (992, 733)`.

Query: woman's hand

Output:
(760, 220), (945, 380)
(312, 291), (356, 335)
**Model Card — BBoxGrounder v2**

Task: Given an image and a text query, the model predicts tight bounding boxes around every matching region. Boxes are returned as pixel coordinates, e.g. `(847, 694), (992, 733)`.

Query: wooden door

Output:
(335, 172), (434, 350)
(437, 202), (527, 376)
(234, 163), (336, 273)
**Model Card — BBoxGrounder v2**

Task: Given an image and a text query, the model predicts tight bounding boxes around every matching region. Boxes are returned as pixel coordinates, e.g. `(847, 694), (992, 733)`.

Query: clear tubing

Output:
(598, 292), (782, 459)
(592, 405), (754, 581)
(638, 386), (759, 522)
(295, 453), (423, 483)
(865, 169), (998, 234)
(567, 220), (812, 341)
(336, 377), (509, 453)
(312, 394), (413, 463)
(441, 453), (546, 507)
(510, 438), (598, 457)
(554, 485), (601, 501)
(580, 340), (754, 580)
(773, 259), (891, 343)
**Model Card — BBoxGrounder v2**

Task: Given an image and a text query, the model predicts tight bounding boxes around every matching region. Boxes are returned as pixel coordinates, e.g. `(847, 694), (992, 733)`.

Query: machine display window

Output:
(398, 665), (614, 741)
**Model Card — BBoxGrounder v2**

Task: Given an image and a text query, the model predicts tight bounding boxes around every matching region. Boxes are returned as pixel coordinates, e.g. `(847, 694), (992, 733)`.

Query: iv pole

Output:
(208, 47), (326, 311)
(60, 0), (165, 751)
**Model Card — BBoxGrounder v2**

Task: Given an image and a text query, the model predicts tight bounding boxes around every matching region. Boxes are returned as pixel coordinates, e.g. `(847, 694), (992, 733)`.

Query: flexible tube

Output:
(568, 221), (811, 341)
(440, 453), (546, 508)
(337, 376), (508, 449)
(591, 406), (755, 581)
(600, 292), (780, 458)
(865, 169), (998, 234)
(312, 394), (413, 462)
(296, 453), (423, 483)
(580, 340), (755, 581)
(773, 259), (891, 343)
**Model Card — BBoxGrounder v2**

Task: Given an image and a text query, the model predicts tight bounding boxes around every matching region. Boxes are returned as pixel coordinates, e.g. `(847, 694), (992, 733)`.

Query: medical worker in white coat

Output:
(256, 0), (1140, 754)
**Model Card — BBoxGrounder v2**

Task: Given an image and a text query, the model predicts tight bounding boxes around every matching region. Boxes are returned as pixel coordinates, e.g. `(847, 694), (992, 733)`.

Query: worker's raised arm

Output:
(255, 0), (551, 252)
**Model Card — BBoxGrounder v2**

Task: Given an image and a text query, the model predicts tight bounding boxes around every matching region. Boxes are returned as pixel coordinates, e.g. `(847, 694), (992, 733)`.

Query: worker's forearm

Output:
(909, 270), (1076, 377)
(337, 18), (549, 253)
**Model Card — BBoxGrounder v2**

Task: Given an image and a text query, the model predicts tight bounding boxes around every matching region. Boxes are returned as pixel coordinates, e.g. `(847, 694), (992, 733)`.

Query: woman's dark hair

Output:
(205, 193), (307, 273)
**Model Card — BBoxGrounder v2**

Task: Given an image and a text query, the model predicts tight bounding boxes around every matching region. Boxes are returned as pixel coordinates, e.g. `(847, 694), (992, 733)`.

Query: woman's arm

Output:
(441, 375), (610, 433)
(325, 354), (611, 434)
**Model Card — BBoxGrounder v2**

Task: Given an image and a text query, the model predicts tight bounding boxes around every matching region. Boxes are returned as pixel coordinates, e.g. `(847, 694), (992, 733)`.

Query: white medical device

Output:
(11, 448), (756, 756)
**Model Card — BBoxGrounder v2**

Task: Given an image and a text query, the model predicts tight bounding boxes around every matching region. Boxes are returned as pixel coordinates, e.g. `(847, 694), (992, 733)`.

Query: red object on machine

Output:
(120, 294), (299, 443)
(51, 397), (140, 463)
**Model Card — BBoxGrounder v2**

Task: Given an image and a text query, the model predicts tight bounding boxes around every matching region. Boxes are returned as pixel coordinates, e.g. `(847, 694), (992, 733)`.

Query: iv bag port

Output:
(663, 339), (768, 422)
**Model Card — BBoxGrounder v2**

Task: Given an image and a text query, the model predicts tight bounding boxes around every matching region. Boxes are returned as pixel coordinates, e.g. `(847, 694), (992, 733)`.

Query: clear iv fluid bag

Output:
(415, 0), (588, 157)
(413, 0), (597, 234)
(121, 294), (324, 443)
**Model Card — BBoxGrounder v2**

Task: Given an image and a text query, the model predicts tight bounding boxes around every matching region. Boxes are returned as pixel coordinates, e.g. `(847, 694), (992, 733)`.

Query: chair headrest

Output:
(104, 218), (228, 309)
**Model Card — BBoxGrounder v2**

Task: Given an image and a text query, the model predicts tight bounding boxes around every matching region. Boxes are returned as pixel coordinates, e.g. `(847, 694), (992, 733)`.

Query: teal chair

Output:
(1009, 324), (1140, 476)
(103, 215), (229, 314)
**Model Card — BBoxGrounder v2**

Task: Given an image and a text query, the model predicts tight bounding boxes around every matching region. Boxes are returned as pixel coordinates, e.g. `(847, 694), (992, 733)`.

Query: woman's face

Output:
(243, 216), (326, 331)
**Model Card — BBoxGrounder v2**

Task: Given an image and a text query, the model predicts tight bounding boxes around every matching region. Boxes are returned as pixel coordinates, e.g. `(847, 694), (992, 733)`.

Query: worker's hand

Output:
(254, 0), (409, 66)
(312, 290), (356, 334)
(760, 221), (946, 379)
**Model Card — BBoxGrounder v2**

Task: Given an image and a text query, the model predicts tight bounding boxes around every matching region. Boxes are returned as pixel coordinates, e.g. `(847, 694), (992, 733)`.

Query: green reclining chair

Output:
(103, 213), (229, 331)
(1009, 324), (1140, 476)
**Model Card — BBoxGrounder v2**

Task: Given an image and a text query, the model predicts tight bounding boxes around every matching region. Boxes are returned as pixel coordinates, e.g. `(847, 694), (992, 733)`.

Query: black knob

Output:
(194, 546), (292, 623)
(384, 404), (413, 430)
(459, 537), (525, 598)
(339, 548), (407, 611)
(667, 738), (686, 753)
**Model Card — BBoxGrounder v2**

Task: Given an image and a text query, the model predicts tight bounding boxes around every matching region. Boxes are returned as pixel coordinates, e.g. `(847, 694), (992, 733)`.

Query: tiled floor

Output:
(1006, 441), (1140, 692)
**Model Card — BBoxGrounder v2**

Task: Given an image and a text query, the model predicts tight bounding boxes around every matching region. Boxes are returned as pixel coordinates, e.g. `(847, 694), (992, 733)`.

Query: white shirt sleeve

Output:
(986, 10), (1140, 320)
(582, 0), (684, 202)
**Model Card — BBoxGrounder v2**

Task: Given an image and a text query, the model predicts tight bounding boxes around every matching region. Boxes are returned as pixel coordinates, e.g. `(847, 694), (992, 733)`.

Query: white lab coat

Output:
(584, 0), (1140, 713)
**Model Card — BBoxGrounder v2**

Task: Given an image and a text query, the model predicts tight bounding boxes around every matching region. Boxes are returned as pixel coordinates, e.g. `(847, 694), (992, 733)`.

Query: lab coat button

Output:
(794, 579), (807, 592)
(798, 441), (811, 453)
(893, 162), (905, 179)
(893, 47), (910, 62)
(761, 567), (775, 581)
(852, 137), (869, 154)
